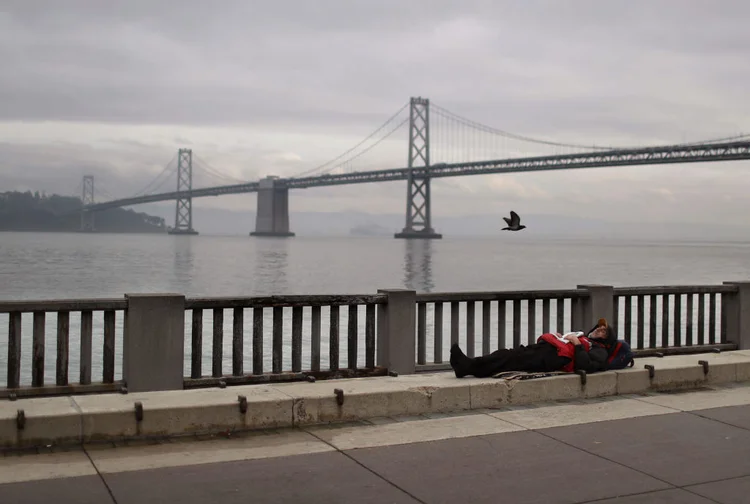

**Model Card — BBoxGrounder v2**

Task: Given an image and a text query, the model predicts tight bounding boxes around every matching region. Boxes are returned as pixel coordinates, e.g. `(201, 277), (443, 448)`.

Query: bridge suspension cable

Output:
(431, 101), (750, 155)
(129, 153), (180, 198)
(292, 102), (410, 177)
(430, 102), (616, 151)
(192, 154), (254, 185)
(95, 184), (118, 203)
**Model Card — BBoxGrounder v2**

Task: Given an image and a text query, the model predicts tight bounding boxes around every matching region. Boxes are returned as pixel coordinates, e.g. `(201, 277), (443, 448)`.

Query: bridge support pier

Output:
(79, 175), (96, 233)
(168, 148), (199, 235)
(395, 97), (442, 240)
(250, 177), (295, 238)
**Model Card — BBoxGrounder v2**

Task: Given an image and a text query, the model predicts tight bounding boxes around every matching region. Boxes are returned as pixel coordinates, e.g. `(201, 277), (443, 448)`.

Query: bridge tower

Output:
(250, 176), (295, 237)
(168, 148), (199, 235)
(395, 97), (442, 239)
(79, 175), (96, 232)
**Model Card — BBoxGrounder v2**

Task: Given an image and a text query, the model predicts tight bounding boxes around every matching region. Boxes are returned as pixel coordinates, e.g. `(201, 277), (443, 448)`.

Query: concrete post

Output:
(575, 285), (614, 333)
(250, 177), (295, 237)
(376, 289), (417, 375)
(123, 294), (186, 392)
(722, 281), (750, 350)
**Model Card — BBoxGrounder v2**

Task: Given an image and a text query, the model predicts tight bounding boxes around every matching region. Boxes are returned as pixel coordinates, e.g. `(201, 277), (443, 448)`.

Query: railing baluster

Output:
(252, 308), (264, 375)
(272, 306), (283, 374)
(527, 300), (536, 345)
(482, 300), (491, 355)
(556, 299), (564, 334)
(32, 311), (45, 387)
(661, 295), (669, 347)
(347, 305), (358, 370)
(698, 293), (706, 345)
(311, 306), (321, 371)
(80, 310), (93, 385)
(292, 306), (303, 372)
(720, 294), (727, 343)
(212, 308), (224, 377)
(542, 298), (550, 334)
(571, 298), (582, 331)
(497, 300), (506, 349)
(191, 309), (203, 378)
(709, 293), (717, 344)
(674, 294), (682, 346)
(103, 310), (115, 383)
(329, 305), (339, 371)
(636, 296), (644, 349)
(686, 294), (694, 346)
(233, 308), (244, 376)
(56, 311), (70, 386)
(365, 304), (376, 368)
(417, 302), (426, 364)
(7, 312), (21, 389)
(624, 296), (632, 345)
(613, 296), (619, 336)
(466, 301), (475, 358)
(512, 300), (521, 348)
(433, 302), (443, 363)
(450, 301), (459, 346)
(649, 295), (657, 348)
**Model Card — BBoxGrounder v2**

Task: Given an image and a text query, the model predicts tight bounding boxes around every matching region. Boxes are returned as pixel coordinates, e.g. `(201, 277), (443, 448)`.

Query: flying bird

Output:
(502, 210), (526, 231)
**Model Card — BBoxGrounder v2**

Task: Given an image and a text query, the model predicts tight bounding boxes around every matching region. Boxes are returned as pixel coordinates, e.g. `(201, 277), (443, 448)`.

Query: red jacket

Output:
(537, 333), (593, 372)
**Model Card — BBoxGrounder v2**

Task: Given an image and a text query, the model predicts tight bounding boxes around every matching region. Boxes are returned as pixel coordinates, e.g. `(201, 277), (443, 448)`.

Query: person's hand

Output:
(567, 336), (581, 345)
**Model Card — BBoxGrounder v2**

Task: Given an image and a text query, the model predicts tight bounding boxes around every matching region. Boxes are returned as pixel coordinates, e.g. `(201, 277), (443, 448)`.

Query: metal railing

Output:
(0, 299), (126, 398)
(1, 283), (746, 398)
(613, 286), (731, 348)
(413, 289), (589, 371)
(183, 294), (385, 388)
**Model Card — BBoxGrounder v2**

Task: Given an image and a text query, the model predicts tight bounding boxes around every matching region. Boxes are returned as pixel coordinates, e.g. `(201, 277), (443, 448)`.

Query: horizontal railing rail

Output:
(2, 282), (748, 398)
(1, 299), (126, 398)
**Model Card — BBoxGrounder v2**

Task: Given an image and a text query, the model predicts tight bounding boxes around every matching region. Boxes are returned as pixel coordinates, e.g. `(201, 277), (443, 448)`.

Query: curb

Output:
(3, 350), (750, 449)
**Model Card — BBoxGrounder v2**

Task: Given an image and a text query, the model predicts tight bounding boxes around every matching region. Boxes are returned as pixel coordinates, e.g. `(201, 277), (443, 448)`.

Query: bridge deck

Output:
(2, 382), (750, 503)
(83, 139), (750, 212)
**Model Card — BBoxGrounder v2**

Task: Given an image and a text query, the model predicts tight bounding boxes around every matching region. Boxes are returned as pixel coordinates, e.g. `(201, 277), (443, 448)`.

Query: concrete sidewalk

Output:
(2, 350), (750, 450)
(2, 382), (750, 503)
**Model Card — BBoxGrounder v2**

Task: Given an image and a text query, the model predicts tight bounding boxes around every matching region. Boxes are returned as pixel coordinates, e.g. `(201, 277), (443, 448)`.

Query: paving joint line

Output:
(629, 393), (750, 432)
(81, 445), (120, 504)
(529, 417), (750, 504)
(570, 486), (724, 504)
(686, 408), (750, 433)
(304, 429), (428, 504)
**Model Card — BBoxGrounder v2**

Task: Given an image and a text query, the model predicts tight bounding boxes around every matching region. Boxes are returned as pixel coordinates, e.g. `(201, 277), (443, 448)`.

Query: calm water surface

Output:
(1, 232), (749, 386)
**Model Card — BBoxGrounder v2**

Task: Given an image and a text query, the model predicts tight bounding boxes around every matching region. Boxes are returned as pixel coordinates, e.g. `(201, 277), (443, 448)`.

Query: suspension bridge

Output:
(76, 97), (750, 238)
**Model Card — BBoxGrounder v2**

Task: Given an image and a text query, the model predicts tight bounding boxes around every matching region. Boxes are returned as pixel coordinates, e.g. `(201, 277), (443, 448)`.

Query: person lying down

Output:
(450, 318), (618, 378)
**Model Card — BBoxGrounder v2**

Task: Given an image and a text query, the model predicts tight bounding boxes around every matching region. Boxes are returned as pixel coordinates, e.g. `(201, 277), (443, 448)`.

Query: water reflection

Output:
(403, 239), (434, 292)
(254, 239), (290, 294)
(172, 237), (195, 291)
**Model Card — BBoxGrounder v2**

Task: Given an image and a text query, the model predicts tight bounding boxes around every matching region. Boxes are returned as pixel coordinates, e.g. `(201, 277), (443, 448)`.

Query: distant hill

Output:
(0, 191), (166, 233)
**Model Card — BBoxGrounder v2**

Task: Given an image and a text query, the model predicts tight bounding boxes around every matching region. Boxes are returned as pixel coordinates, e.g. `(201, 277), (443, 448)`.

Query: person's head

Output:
(588, 318), (616, 345)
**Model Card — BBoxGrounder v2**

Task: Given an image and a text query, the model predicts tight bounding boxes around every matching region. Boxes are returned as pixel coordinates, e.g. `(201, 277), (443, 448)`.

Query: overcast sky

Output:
(2, 1), (750, 227)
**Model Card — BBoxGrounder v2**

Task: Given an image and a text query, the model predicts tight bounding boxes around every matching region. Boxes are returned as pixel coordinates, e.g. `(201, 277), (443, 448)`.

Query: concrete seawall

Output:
(3, 350), (750, 449)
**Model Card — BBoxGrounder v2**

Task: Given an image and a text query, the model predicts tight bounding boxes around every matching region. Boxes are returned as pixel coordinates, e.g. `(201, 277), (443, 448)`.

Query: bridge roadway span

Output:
(85, 139), (750, 212)
(3, 351), (750, 503)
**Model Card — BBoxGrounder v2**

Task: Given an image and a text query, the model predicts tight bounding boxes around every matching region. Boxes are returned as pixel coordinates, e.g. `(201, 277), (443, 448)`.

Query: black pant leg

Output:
(469, 343), (568, 377)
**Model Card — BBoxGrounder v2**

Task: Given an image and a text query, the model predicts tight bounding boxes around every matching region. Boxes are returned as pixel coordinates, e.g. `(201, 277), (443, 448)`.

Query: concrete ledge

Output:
(2, 350), (750, 449)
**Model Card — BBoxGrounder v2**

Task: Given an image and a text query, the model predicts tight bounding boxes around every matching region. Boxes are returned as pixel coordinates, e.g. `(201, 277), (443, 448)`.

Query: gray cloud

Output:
(1, 1), (750, 229)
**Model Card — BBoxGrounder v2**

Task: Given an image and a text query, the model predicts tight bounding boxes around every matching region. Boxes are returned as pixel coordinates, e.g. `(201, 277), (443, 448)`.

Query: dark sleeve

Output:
(573, 346), (609, 373)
